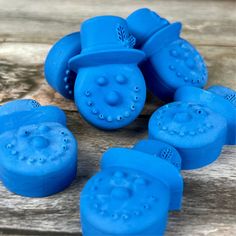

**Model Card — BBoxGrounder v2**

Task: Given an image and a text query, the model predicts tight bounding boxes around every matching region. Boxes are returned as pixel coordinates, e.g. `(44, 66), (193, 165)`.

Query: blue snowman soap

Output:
(0, 99), (78, 197)
(44, 32), (81, 99)
(80, 140), (183, 236)
(127, 8), (208, 101)
(68, 16), (146, 130)
(149, 102), (227, 169)
(175, 86), (236, 145)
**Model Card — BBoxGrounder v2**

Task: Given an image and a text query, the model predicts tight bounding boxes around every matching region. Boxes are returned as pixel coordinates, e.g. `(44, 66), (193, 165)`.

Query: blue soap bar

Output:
(68, 16), (146, 130)
(127, 8), (208, 101)
(149, 102), (227, 169)
(44, 32), (81, 99)
(175, 86), (236, 145)
(80, 140), (183, 236)
(0, 99), (78, 197)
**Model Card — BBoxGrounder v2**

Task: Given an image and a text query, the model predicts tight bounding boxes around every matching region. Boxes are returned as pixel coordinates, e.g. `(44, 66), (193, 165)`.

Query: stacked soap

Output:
(45, 8), (208, 130)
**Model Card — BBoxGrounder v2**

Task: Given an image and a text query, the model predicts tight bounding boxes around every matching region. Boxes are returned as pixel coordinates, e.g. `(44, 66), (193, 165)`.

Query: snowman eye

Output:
(96, 76), (108, 86)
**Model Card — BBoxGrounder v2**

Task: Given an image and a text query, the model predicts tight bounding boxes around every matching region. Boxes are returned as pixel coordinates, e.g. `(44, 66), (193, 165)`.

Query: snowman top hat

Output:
(127, 8), (182, 55)
(68, 16), (145, 71)
(0, 99), (66, 134)
(127, 8), (170, 46)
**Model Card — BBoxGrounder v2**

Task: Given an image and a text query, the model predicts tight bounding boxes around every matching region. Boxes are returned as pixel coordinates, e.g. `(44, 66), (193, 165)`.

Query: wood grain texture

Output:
(0, 0), (235, 235)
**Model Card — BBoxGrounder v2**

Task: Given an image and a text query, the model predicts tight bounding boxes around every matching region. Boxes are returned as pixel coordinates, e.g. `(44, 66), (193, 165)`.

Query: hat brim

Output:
(68, 49), (145, 72)
(142, 22), (182, 57)
(0, 105), (66, 134)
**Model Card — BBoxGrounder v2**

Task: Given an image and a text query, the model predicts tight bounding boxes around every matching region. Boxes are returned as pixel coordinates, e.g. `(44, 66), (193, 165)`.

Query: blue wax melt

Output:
(80, 140), (183, 236)
(175, 86), (236, 145)
(0, 99), (78, 197)
(68, 16), (146, 130)
(44, 32), (81, 99)
(149, 102), (227, 170)
(127, 8), (208, 101)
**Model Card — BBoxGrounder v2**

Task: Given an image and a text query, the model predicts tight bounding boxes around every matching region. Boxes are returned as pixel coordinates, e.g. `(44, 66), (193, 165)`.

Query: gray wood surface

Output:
(0, 0), (235, 235)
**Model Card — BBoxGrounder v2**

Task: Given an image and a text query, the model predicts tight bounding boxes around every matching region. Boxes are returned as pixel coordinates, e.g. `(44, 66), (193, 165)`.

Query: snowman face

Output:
(149, 102), (227, 148)
(152, 39), (207, 89)
(74, 64), (146, 129)
(0, 122), (77, 174)
(81, 168), (169, 235)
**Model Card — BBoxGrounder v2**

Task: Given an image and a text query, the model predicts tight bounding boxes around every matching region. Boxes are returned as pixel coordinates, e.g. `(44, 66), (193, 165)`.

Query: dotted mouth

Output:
(83, 81), (142, 124)
(154, 103), (214, 137)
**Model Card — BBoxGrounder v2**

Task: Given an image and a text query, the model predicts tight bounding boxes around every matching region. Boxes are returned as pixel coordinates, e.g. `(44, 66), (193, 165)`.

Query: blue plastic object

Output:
(174, 86), (236, 145)
(44, 32), (81, 99)
(80, 139), (183, 236)
(0, 99), (78, 197)
(126, 8), (208, 101)
(68, 16), (146, 130)
(149, 102), (227, 169)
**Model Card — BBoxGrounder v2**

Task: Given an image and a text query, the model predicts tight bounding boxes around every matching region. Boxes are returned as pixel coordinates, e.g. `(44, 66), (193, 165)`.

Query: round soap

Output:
(74, 64), (146, 129)
(44, 32), (81, 99)
(80, 168), (169, 236)
(0, 122), (77, 197)
(145, 38), (207, 101)
(149, 102), (227, 169)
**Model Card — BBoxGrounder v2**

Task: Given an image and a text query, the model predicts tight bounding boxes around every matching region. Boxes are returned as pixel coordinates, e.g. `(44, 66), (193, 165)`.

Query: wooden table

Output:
(0, 0), (235, 235)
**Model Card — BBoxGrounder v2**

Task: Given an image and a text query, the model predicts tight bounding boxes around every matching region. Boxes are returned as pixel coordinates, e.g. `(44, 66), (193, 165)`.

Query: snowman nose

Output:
(174, 112), (192, 123)
(105, 91), (122, 106)
(111, 187), (130, 200)
(31, 136), (49, 149)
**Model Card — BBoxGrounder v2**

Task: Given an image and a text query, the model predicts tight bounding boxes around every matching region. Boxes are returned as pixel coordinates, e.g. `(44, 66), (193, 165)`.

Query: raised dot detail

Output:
(116, 115), (123, 121)
(11, 150), (18, 155)
(84, 90), (91, 97)
(6, 144), (13, 149)
(92, 109), (98, 114)
(122, 214), (130, 221)
(87, 101), (93, 106)
(64, 77), (69, 83)
(107, 116), (113, 122)
(99, 114), (104, 120)
(134, 86), (139, 92)
(97, 77), (108, 86)
(116, 75), (127, 84)
(176, 72), (182, 77)
(130, 104), (135, 111)
(170, 50), (178, 57)
(124, 111), (130, 117)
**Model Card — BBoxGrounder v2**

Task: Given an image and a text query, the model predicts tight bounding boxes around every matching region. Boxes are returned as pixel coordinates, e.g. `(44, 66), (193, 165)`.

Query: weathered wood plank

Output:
(0, 112), (235, 235)
(1, 42), (235, 114)
(0, 0), (235, 46)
